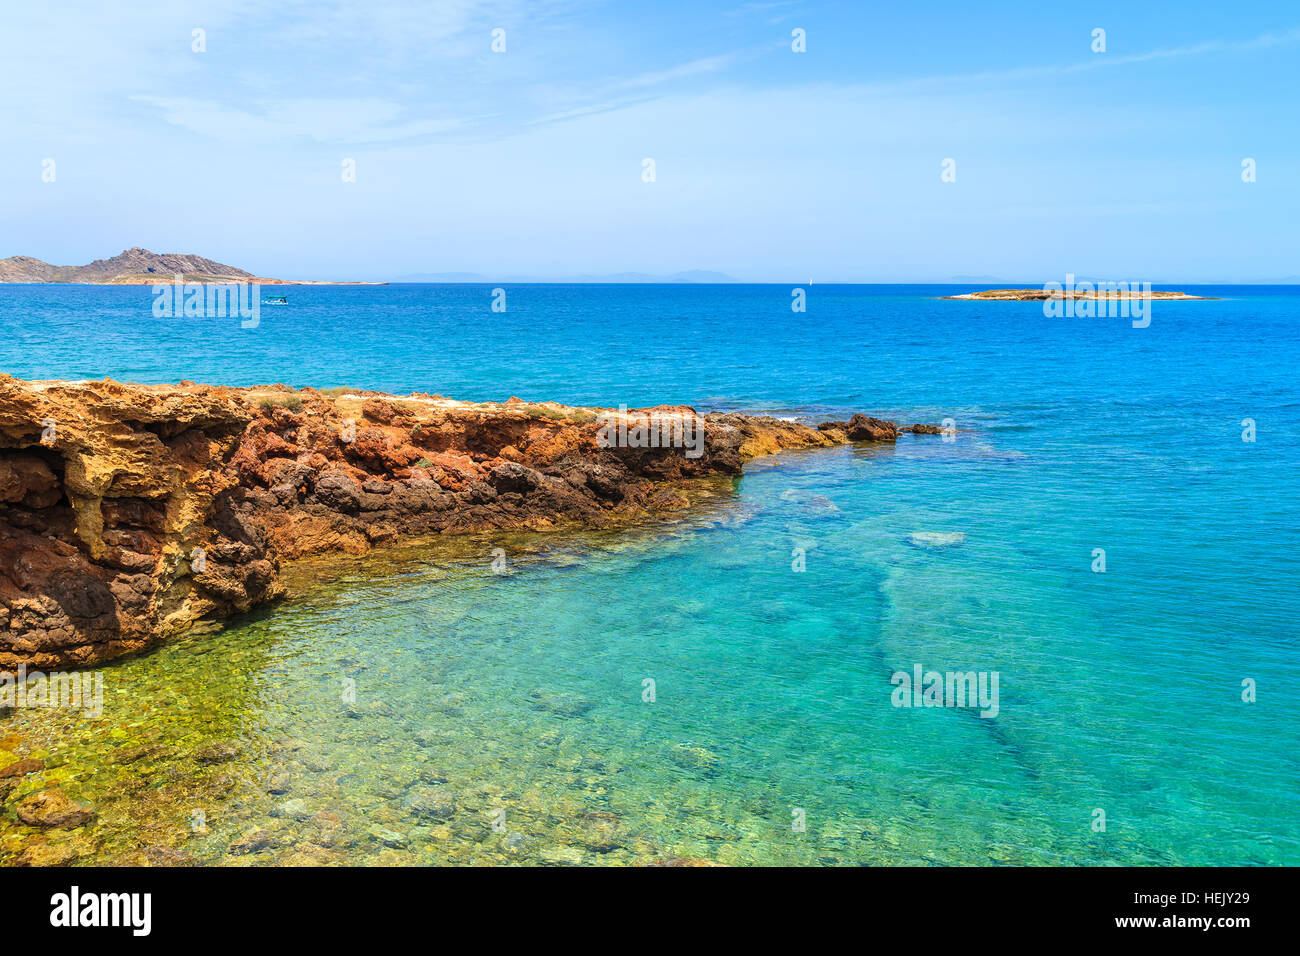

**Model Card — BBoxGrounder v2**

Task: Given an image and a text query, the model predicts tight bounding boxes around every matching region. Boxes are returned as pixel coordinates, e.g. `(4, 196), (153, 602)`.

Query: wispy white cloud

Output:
(614, 52), (746, 91)
(6, 3), (1297, 281)
(136, 21), (1300, 147)
(726, 1), (802, 24)
(523, 43), (779, 129)
(863, 25), (1300, 94)
(133, 96), (464, 144)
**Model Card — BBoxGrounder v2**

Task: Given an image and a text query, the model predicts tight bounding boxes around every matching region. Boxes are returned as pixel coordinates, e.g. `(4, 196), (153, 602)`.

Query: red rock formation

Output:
(817, 413), (899, 442)
(0, 376), (930, 670)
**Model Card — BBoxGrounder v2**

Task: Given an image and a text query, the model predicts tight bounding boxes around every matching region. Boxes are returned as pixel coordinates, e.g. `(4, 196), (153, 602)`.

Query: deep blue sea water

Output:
(1, 284), (1297, 865)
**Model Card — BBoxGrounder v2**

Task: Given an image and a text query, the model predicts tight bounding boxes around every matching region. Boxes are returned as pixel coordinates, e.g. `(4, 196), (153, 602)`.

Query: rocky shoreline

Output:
(0, 376), (938, 671)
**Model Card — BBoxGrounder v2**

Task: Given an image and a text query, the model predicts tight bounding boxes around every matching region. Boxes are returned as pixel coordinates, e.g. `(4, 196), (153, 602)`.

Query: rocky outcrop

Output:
(0, 248), (376, 285)
(817, 414), (899, 442)
(0, 376), (936, 669)
(942, 288), (1212, 301)
(0, 248), (256, 284)
(0, 378), (270, 670)
(816, 415), (945, 440)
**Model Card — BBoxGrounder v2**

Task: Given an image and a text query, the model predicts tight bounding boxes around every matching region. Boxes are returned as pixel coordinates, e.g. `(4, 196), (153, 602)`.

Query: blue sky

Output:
(2, 0), (1297, 281)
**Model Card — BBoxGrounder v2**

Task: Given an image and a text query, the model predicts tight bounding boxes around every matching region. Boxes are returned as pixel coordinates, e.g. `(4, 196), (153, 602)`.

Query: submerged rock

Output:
(271, 798), (311, 820)
(15, 789), (95, 828)
(112, 844), (197, 867)
(367, 825), (409, 848)
(14, 840), (80, 867)
(670, 743), (721, 774)
(500, 831), (530, 855)
(414, 766), (450, 785)
(401, 785), (455, 820)
(193, 742), (239, 764)
(0, 757), (44, 779)
(540, 845), (585, 865)
(228, 827), (281, 855)
(643, 855), (725, 867)
(141, 845), (197, 866)
(308, 811), (347, 848)
(529, 689), (596, 718)
(907, 532), (967, 549)
(108, 743), (171, 765)
(805, 495), (839, 513)
(278, 844), (342, 867)
(574, 810), (624, 853)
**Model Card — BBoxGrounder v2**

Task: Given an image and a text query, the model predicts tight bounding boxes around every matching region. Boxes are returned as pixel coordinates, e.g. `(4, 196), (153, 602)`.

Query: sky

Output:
(2, 0), (1298, 282)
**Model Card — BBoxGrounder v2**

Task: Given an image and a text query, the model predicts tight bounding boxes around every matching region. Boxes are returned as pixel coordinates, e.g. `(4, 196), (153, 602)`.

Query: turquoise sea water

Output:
(1, 284), (1297, 865)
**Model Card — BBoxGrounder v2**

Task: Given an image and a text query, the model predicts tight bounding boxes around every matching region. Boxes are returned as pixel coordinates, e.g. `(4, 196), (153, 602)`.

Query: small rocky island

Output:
(943, 288), (1213, 301)
(0, 375), (938, 670)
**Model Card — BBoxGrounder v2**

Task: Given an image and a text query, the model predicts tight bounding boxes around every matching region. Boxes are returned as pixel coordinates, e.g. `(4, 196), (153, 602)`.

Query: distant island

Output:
(944, 288), (1214, 301)
(0, 248), (381, 285)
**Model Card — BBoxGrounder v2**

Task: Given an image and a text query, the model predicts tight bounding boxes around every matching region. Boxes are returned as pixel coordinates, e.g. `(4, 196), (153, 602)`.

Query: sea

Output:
(0, 283), (1296, 865)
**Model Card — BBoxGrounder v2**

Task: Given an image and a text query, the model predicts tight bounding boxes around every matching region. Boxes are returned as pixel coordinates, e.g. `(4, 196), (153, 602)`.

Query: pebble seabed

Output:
(2, 486), (842, 867)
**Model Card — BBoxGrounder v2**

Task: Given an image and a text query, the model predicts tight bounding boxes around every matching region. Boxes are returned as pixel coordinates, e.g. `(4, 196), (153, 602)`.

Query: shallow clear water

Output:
(1, 284), (1297, 865)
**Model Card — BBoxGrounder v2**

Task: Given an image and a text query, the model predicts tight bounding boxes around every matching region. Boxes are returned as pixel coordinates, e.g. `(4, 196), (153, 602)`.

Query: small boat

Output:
(262, 295), (288, 305)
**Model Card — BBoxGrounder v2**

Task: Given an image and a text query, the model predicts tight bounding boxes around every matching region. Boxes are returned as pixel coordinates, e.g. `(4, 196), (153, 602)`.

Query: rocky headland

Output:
(0, 376), (939, 671)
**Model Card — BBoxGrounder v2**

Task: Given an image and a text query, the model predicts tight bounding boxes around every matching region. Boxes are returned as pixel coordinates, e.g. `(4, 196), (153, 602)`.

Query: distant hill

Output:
(0, 248), (387, 285)
(0, 247), (260, 284)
